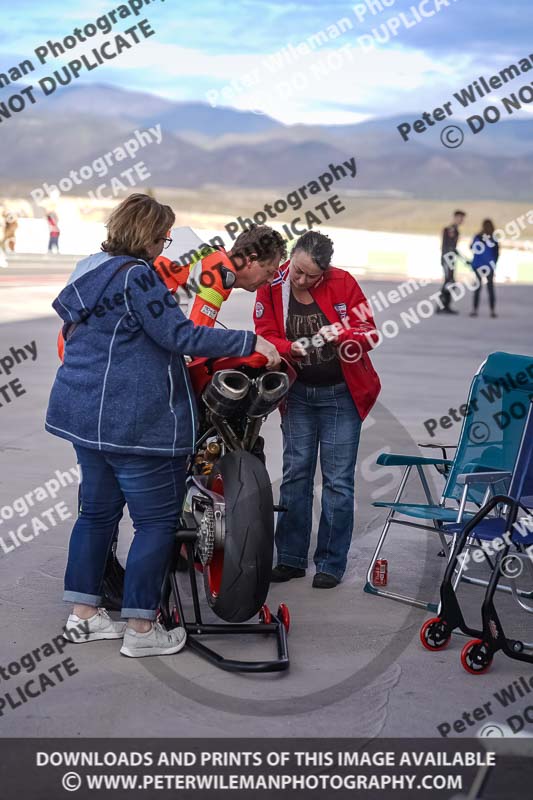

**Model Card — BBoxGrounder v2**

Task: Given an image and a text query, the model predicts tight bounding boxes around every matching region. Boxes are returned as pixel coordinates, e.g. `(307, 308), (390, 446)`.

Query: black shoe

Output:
(101, 552), (125, 611)
(270, 565), (306, 582)
(445, 308), (459, 314)
(312, 572), (340, 589)
(469, 311), (478, 317)
(491, 312), (498, 318)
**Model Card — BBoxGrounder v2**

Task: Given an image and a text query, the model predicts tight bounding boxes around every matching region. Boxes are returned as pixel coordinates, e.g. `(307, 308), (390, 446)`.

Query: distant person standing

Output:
(3, 211), (18, 253)
(47, 212), (60, 253)
(437, 209), (466, 315)
(0, 209), (7, 267)
(470, 219), (499, 319)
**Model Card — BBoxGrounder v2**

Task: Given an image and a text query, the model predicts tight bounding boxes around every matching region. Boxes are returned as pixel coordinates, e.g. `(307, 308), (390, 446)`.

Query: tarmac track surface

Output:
(1, 257), (532, 738)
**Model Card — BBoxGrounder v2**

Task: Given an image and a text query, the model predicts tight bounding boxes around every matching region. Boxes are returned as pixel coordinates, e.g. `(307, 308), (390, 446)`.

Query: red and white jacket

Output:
(254, 262), (381, 420)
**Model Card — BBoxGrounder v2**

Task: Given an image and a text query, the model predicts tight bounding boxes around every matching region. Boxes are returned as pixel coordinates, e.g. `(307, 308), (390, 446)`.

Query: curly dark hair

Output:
(230, 224), (287, 269)
(292, 230), (334, 271)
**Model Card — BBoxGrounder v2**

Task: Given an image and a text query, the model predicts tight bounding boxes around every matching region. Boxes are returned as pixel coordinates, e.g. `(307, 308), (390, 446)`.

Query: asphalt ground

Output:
(1, 256), (533, 739)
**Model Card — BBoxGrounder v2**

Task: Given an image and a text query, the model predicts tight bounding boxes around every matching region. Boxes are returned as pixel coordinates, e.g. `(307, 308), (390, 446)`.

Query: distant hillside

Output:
(43, 84), (282, 136)
(3, 83), (533, 201)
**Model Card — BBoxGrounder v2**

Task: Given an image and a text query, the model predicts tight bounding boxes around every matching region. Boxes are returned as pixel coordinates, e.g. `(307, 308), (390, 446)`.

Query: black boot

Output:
(271, 564), (306, 582)
(101, 543), (125, 611)
(312, 572), (339, 589)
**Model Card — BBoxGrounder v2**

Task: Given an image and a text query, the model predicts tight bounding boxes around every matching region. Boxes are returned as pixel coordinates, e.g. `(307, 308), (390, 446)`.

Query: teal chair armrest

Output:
(376, 453), (454, 467)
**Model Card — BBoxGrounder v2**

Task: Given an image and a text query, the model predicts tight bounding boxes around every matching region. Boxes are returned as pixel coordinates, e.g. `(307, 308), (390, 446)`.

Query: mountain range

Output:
(2, 83), (532, 201)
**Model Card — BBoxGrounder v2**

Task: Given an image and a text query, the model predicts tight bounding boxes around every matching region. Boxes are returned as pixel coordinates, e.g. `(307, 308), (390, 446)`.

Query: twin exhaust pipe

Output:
(203, 369), (289, 419)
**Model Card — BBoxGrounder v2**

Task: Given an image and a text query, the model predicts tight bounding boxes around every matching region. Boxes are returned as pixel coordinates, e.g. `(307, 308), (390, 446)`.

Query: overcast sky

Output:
(2, 0), (532, 125)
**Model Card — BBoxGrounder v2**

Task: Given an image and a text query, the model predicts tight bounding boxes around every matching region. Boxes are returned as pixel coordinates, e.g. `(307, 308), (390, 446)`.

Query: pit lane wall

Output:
(7, 218), (533, 283)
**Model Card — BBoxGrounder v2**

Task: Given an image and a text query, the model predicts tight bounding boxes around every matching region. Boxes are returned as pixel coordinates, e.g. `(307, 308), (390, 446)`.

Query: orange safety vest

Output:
(154, 246), (236, 327)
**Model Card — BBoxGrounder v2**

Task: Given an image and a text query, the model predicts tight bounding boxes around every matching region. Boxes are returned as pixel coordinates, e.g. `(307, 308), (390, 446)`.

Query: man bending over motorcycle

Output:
(153, 224), (287, 326)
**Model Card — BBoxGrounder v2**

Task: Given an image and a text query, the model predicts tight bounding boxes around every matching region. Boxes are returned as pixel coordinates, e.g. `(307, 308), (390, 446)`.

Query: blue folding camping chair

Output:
(419, 400), (533, 672)
(364, 352), (533, 611)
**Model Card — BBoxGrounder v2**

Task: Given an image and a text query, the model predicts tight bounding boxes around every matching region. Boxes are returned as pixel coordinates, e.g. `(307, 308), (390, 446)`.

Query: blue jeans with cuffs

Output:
(64, 444), (186, 620)
(275, 381), (362, 581)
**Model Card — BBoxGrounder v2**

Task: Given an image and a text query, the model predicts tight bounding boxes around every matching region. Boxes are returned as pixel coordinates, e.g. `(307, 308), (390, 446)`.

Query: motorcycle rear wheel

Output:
(204, 450), (274, 622)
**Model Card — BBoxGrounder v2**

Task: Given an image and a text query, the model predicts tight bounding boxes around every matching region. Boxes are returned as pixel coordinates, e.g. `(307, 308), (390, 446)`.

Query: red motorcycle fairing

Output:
(187, 353), (297, 398)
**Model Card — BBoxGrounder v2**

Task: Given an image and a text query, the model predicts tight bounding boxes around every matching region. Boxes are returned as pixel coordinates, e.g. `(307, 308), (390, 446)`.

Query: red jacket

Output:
(254, 263), (381, 420)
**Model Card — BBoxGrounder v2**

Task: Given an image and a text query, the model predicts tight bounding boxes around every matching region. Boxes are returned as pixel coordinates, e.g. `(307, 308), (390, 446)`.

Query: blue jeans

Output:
(64, 445), (186, 620)
(276, 381), (362, 580)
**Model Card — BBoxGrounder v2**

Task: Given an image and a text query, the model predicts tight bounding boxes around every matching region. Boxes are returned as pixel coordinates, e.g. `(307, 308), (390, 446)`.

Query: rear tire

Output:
(204, 450), (274, 622)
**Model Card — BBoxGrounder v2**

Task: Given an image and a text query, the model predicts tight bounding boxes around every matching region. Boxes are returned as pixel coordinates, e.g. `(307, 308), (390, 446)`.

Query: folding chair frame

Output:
(363, 460), (502, 611)
(364, 353), (533, 612)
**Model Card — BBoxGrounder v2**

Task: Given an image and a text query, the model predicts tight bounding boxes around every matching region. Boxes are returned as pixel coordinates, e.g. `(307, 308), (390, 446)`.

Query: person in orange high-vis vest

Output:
(57, 225), (287, 361)
(153, 225), (289, 326)
(57, 223), (287, 609)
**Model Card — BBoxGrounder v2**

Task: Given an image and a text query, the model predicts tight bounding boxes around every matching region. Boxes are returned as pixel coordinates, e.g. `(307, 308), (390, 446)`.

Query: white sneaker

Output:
(63, 609), (127, 642)
(120, 622), (187, 658)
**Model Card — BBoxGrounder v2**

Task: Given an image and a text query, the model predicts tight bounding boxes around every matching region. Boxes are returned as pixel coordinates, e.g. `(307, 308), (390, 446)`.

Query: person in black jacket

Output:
(437, 210), (466, 314)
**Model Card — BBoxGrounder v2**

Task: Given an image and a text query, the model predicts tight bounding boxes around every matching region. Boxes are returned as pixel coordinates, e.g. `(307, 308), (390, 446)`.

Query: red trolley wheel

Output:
(419, 617), (451, 651)
(277, 603), (290, 634)
(259, 604), (272, 625)
(461, 639), (493, 675)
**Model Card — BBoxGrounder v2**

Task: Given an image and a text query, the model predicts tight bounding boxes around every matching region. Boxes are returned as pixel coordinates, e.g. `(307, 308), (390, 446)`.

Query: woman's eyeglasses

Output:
(157, 237), (173, 249)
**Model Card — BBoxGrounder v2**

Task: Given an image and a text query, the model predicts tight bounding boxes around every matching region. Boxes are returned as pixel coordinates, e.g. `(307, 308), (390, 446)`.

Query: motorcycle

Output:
(104, 351), (295, 671)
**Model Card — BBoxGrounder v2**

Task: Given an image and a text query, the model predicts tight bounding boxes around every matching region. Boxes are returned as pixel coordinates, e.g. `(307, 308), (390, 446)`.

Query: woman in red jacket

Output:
(254, 231), (381, 588)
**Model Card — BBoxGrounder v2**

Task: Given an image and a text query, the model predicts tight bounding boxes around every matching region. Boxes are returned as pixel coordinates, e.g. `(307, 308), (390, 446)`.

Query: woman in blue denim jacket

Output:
(46, 193), (278, 658)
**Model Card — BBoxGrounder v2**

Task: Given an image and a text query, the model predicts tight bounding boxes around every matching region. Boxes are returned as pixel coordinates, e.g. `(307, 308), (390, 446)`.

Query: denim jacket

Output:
(46, 253), (256, 456)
